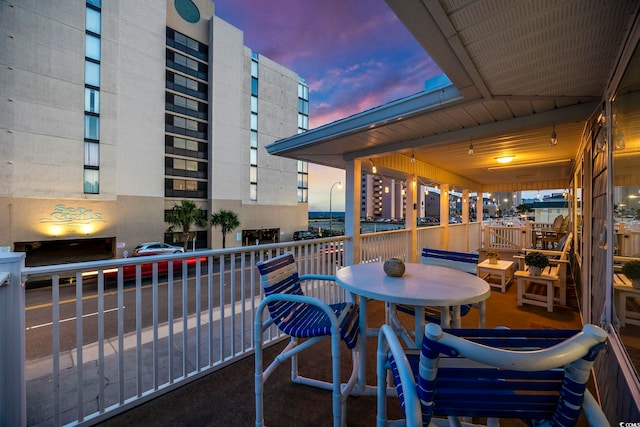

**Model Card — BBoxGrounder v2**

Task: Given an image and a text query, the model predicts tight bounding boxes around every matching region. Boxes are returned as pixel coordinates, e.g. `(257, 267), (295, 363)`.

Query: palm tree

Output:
(210, 209), (240, 248)
(166, 200), (207, 250)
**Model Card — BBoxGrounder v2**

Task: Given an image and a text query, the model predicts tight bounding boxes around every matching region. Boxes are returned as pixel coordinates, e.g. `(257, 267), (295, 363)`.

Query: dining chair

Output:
(376, 323), (609, 427)
(254, 252), (359, 427)
(395, 248), (480, 326)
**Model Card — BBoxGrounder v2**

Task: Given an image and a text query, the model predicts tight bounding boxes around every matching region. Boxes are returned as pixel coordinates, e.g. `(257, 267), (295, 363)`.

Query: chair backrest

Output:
(413, 323), (608, 426)
(421, 247), (479, 274)
(257, 253), (305, 326)
(551, 214), (564, 230)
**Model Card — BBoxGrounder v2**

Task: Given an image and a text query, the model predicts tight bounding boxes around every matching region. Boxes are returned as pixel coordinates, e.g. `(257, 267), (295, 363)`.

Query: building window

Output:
(84, 2), (101, 194)
(84, 142), (99, 166)
(297, 80), (309, 202)
(165, 28), (209, 199)
(85, 61), (100, 87)
(85, 88), (99, 113)
(84, 169), (99, 194)
(84, 115), (99, 140)
(249, 55), (259, 201)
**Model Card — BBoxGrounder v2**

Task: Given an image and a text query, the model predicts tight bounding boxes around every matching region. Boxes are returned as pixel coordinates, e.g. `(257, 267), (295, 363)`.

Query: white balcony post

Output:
(0, 252), (26, 427)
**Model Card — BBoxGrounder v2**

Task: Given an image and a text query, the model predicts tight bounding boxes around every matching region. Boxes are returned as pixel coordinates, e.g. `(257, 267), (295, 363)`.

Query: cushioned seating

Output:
(254, 253), (359, 427)
(376, 323), (609, 427)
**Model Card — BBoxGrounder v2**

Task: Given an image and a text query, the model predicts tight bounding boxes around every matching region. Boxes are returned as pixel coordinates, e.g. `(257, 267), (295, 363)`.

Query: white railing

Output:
(483, 224), (528, 251)
(417, 225), (444, 252)
(360, 229), (410, 262)
(19, 238), (348, 427)
(3, 224), (498, 427)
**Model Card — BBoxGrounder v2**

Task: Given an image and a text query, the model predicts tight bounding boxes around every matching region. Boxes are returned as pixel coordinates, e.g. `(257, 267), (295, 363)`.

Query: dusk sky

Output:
(212, 0), (442, 211)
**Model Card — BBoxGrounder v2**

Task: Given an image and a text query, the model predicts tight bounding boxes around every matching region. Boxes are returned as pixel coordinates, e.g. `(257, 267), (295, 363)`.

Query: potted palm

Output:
(524, 251), (549, 276)
(622, 260), (640, 289)
(486, 250), (500, 265)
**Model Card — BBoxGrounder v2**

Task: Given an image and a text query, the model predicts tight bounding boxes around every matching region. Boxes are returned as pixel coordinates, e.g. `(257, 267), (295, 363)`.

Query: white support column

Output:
(0, 252), (26, 427)
(440, 184), (450, 249)
(406, 175), (418, 263)
(345, 159), (362, 265)
(462, 188), (470, 252)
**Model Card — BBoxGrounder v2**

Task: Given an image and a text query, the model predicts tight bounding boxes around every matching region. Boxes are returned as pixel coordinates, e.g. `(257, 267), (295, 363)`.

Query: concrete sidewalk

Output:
(26, 299), (257, 426)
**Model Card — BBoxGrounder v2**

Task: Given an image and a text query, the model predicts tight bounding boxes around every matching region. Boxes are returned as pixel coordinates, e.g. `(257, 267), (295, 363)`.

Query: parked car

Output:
(293, 231), (318, 241)
(131, 242), (185, 256)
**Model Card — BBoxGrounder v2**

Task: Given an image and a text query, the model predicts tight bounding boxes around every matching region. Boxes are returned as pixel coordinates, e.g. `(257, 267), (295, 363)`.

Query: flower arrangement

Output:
(486, 250), (500, 264)
(622, 260), (640, 279)
(524, 251), (550, 269)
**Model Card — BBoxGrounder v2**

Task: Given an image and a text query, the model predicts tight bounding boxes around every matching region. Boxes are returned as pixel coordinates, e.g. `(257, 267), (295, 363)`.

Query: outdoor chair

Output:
(394, 248), (483, 327)
(377, 323), (609, 427)
(254, 252), (359, 427)
(514, 233), (572, 311)
(541, 215), (570, 249)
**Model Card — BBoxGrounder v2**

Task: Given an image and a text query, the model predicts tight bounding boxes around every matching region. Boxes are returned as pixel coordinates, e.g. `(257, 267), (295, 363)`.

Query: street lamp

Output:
(329, 181), (342, 236)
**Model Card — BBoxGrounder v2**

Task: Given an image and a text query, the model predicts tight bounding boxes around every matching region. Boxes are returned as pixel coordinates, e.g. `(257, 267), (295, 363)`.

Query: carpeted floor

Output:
(98, 261), (586, 427)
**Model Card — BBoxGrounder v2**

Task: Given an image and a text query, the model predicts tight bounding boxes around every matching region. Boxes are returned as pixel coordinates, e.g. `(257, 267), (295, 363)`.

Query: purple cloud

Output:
(212, 0), (443, 128)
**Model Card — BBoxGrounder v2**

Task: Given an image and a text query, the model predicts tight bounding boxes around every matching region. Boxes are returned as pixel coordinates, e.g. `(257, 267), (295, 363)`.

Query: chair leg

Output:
(331, 333), (343, 427)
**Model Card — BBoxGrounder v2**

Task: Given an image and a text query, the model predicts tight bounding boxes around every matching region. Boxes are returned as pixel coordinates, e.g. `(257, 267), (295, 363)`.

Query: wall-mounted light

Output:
(468, 142), (474, 155)
(496, 156), (514, 164)
(550, 125), (558, 146)
(370, 159), (377, 174)
(410, 151), (415, 163)
(384, 186), (389, 193)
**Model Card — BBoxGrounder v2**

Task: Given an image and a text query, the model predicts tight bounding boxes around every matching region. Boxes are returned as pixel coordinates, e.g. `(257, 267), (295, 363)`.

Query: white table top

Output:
(478, 259), (514, 270)
(336, 262), (491, 306)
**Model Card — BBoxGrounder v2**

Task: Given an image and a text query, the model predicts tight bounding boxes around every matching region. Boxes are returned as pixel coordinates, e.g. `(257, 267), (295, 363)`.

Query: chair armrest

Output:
(255, 293), (341, 331)
(425, 323), (607, 371)
(582, 390), (610, 427)
(377, 324), (422, 426)
(523, 248), (563, 257)
(299, 274), (338, 282)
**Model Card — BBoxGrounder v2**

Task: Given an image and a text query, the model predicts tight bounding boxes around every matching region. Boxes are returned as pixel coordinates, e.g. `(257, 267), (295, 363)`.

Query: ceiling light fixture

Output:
(495, 156), (514, 164)
(468, 142), (474, 155)
(370, 159), (377, 174)
(487, 158), (571, 171)
(550, 125), (558, 146)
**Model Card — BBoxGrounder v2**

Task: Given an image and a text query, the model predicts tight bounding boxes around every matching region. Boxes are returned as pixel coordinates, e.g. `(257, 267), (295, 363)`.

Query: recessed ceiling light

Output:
(495, 156), (514, 164)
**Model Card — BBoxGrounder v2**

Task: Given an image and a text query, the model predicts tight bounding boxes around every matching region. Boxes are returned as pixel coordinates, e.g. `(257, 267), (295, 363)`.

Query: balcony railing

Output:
(2, 221), (531, 426)
(19, 239), (350, 426)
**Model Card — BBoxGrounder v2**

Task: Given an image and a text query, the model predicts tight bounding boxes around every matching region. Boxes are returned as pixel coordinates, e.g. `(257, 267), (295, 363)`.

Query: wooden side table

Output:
(477, 259), (514, 292)
(614, 273), (640, 327)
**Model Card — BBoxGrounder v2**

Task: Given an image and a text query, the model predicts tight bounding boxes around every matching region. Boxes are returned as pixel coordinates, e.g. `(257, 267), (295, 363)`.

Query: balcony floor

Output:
(97, 260), (584, 427)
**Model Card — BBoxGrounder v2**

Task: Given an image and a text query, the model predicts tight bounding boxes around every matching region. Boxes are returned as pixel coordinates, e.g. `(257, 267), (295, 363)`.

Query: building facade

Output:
(0, 0), (308, 264)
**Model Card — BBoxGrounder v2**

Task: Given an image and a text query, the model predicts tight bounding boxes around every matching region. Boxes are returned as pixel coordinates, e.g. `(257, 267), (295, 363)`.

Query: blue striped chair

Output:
(395, 248), (481, 326)
(254, 253), (359, 427)
(376, 323), (609, 427)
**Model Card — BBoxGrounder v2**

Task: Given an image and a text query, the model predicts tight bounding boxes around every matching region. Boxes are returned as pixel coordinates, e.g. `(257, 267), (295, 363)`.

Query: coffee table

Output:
(477, 259), (514, 292)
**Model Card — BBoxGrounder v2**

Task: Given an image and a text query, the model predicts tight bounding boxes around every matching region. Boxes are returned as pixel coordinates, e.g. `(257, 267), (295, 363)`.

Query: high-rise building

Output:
(0, 0), (308, 264)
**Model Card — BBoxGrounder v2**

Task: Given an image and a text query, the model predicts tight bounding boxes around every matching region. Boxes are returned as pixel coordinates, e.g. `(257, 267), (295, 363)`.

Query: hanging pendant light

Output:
(550, 125), (558, 146)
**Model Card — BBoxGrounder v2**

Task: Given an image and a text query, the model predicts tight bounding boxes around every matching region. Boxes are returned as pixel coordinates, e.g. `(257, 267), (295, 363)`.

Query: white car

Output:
(132, 242), (185, 257)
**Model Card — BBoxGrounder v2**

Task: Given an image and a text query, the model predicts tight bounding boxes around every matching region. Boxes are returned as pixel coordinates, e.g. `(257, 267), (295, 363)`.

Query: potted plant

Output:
(524, 251), (549, 276)
(486, 250), (500, 264)
(622, 260), (640, 289)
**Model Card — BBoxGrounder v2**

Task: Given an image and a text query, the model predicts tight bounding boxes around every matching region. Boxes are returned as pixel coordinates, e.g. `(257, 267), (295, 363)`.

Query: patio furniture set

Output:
(253, 247), (609, 427)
